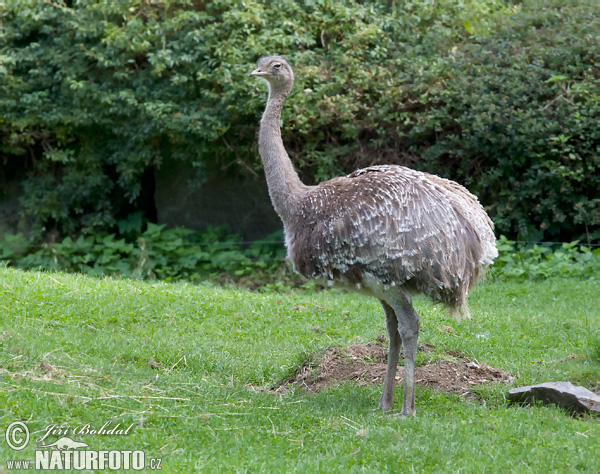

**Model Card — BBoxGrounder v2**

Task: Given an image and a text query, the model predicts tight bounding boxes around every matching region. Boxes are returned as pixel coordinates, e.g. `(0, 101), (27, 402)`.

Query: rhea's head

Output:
(250, 56), (294, 93)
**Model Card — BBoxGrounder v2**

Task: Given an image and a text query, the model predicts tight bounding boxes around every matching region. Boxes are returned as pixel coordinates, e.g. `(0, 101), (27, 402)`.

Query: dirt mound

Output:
(277, 339), (512, 396)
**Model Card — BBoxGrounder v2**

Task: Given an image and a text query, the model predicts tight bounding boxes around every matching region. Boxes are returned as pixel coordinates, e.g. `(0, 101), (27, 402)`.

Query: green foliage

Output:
(2, 224), (599, 286)
(0, 224), (290, 286)
(493, 236), (600, 279)
(432, 0), (600, 243)
(1, 0), (599, 243)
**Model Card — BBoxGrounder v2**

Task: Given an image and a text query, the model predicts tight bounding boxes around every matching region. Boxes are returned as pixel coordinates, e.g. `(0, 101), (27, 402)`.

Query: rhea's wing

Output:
(289, 165), (496, 305)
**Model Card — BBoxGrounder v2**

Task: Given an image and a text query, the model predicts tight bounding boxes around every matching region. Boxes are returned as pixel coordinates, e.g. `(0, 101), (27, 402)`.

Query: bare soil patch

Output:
(276, 338), (512, 397)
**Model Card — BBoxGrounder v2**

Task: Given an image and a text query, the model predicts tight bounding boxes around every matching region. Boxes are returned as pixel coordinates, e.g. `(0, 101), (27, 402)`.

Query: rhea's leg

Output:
(378, 300), (401, 411)
(394, 299), (420, 416)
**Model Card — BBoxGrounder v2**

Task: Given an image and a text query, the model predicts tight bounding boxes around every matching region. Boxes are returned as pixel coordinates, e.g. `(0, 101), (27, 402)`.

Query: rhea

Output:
(250, 56), (497, 416)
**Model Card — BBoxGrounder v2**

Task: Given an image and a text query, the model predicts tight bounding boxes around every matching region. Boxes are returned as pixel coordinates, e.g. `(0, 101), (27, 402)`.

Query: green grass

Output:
(1, 267), (598, 471)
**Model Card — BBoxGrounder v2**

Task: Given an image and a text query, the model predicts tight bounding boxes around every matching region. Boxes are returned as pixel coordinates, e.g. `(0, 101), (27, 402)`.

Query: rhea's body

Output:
(250, 55), (497, 415)
(284, 165), (496, 312)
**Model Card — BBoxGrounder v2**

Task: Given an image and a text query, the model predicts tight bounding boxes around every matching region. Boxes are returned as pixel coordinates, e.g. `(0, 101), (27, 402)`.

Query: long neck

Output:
(259, 83), (306, 222)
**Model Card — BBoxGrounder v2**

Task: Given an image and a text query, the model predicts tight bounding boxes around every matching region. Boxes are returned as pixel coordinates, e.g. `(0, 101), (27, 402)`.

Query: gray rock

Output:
(508, 381), (600, 413)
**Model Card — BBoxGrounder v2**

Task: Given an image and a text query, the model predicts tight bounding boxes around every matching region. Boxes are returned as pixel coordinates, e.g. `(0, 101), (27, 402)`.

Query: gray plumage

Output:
(250, 56), (497, 416)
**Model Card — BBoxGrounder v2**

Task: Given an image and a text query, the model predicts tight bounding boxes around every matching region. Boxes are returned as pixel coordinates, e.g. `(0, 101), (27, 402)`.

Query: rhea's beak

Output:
(249, 68), (265, 77)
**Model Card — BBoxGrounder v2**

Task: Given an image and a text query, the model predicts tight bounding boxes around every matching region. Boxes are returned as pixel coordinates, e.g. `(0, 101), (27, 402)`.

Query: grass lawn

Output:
(1, 267), (598, 471)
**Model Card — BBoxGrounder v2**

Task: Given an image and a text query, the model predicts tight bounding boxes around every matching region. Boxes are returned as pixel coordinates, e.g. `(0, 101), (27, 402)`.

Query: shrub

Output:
(0, 223), (291, 287)
(1, 0), (598, 243)
(493, 236), (600, 279)
(430, 0), (600, 243)
(2, 228), (598, 286)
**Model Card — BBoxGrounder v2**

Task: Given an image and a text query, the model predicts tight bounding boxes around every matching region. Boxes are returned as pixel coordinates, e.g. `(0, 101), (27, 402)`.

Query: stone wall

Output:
(0, 168), (26, 236)
(154, 158), (282, 240)
(0, 157), (282, 240)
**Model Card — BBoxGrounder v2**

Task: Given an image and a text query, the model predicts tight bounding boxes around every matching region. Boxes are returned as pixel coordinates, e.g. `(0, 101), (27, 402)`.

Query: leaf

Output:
(463, 21), (474, 35)
(545, 75), (568, 83)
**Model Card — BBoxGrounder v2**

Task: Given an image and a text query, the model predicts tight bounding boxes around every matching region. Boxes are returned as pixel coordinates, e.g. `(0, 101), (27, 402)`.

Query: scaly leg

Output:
(395, 299), (420, 416)
(378, 300), (401, 411)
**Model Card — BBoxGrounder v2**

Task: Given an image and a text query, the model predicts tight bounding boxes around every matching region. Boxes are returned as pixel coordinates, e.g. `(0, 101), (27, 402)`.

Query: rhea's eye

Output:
(273, 64), (281, 70)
